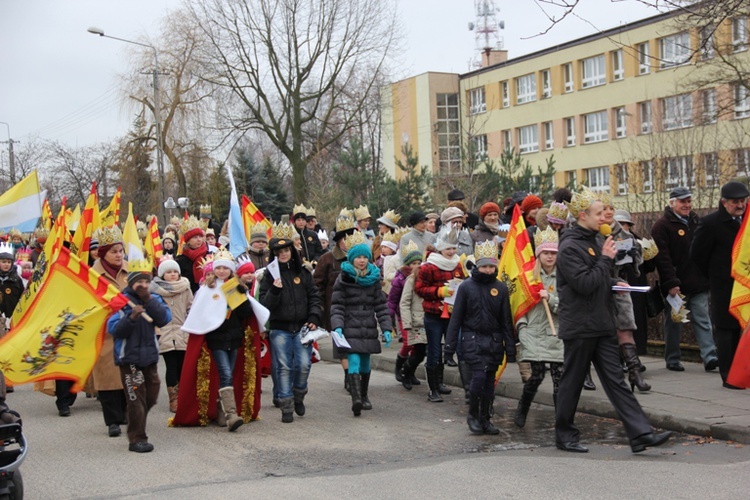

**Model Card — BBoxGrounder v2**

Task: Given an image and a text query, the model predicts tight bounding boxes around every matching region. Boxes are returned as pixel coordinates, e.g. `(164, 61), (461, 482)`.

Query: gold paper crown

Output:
(179, 216), (207, 235)
(474, 239), (498, 261)
(335, 211), (357, 233)
(271, 222), (295, 240)
(199, 204), (212, 216)
(15, 246), (32, 261)
(292, 204), (307, 216)
(639, 238), (659, 261)
(163, 231), (177, 242)
(306, 206), (316, 217)
(400, 239), (420, 259)
(169, 215), (180, 226)
(344, 229), (367, 249)
(377, 209), (400, 228)
(534, 226), (559, 248)
(199, 252), (214, 271)
(565, 187), (600, 217)
(93, 225), (124, 247)
(212, 247), (234, 264)
(146, 214), (157, 223)
(599, 191), (613, 208)
(34, 227), (50, 239)
(128, 257), (152, 274)
(354, 204), (371, 221)
(547, 202), (569, 223)
(206, 228), (215, 236)
(382, 230), (401, 245)
(136, 220), (148, 238)
(338, 207), (354, 219)
(8, 228), (22, 238)
(250, 222), (268, 236)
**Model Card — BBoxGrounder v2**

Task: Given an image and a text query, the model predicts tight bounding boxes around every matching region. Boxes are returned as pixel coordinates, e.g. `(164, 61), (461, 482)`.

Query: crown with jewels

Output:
(179, 216), (207, 235)
(15, 246), (32, 261)
(639, 238), (659, 261)
(93, 225), (124, 247)
(213, 247), (234, 263)
(344, 229), (367, 249)
(534, 226), (559, 248)
(598, 190), (613, 209)
(474, 239), (498, 261)
(400, 239), (420, 259)
(292, 204), (307, 216)
(335, 209), (357, 233)
(199, 204), (212, 217)
(547, 202), (569, 224)
(566, 186), (601, 217)
(271, 221), (295, 240)
(354, 204), (371, 221)
(377, 209), (400, 228)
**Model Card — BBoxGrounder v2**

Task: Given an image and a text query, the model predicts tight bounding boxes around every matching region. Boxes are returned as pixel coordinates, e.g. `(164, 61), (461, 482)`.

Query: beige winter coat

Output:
(399, 273), (426, 345)
(149, 276), (193, 353)
(91, 259), (128, 391)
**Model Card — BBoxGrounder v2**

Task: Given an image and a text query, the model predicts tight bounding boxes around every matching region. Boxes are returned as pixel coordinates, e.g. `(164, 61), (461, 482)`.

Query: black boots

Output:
(437, 364), (452, 394)
(514, 384), (537, 428)
(293, 388), (307, 416)
(583, 368), (596, 390)
(467, 392), (483, 435)
(395, 355), (407, 382)
(361, 372), (372, 410)
(480, 396), (500, 435)
(401, 359), (415, 390)
(621, 343), (651, 393)
(280, 397), (294, 423)
(348, 373), (363, 416)
(458, 360), (472, 404)
(344, 368), (351, 393)
(426, 367), (443, 402)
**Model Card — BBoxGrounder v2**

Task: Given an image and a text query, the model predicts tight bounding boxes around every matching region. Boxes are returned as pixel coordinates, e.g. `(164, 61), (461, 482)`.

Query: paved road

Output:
(12, 361), (750, 499)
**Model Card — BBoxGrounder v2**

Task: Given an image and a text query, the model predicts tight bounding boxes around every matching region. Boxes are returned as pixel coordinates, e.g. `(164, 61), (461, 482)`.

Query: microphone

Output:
(599, 224), (612, 237)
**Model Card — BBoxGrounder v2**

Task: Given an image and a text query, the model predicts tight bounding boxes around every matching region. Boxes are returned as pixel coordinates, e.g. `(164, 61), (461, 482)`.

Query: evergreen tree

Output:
(112, 115), (155, 217)
(232, 143), (289, 221)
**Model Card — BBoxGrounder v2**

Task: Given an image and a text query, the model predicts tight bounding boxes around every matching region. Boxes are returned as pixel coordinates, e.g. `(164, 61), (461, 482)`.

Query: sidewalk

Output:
(319, 342), (750, 444)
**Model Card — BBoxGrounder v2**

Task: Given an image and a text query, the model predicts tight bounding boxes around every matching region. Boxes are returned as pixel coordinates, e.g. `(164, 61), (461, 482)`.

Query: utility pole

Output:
(0, 122), (16, 184)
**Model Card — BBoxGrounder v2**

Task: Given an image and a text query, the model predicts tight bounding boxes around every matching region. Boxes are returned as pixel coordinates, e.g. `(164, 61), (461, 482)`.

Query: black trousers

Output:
(55, 380), (77, 411)
(715, 326), (742, 383)
(555, 335), (651, 444)
(98, 389), (128, 426)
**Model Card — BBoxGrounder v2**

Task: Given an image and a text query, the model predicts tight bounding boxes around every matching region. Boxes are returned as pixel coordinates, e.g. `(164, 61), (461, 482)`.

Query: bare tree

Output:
(187, 0), (401, 203)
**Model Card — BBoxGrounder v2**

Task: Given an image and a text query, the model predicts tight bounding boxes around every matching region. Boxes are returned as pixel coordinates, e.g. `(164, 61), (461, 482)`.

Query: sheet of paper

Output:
(221, 277), (250, 310)
(666, 293), (683, 313)
(443, 278), (464, 306)
(615, 238), (633, 265)
(611, 285), (651, 292)
(300, 327), (330, 344)
(330, 329), (351, 349)
(266, 258), (280, 280)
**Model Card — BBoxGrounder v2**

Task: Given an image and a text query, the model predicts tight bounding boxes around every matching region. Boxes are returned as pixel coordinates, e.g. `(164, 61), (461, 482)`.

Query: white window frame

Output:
(735, 84), (750, 119)
(639, 101), (652, 134)
(638, 42), (650, 75)
(585, 166), (610, 192)
(700, 24), (715, 60)
(436, 93), (461, 174)
(617, 164), (628, 195)
(541, 69), (551, 98)
(502, 129), (512, 151)
(703, 153), (719, 188)
(660, 32), (691, 68)
(737, 149), (750, 177)
(702, 89), (717, 124)
(581, 55), (606, 88)
(583, 111), (609, 144)
(517, 124), (539, 154)
(563, 63), (574, 93)
(501, 81), (509, 108)
(565, 117), (576, 146)
(661, 94), (693, 131)
(469, 87), (486, 115)
(612, 50), (624, 81)
(733, 17), (748, 52)
(664, 156), (695, 190)
(516, 74), (537, 104)
(566, 170), (578, 189)
(614, 107), (626, 138)
(642, 161), (654, 193)
(472, 134), (488, 161)
(543, 121), (554, 150)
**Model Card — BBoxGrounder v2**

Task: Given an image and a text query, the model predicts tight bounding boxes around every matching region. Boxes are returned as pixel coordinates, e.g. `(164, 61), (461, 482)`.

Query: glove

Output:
(438, 286), (452, 298)
(626, 247), (639, 258)
(334, 328), (343, 336)
(506, 354), (517, 363)
(382, 330), (392, 348)
(236, 283), (248, 294)
(444, 353), (457, 367)
(615, 249), (627, 261)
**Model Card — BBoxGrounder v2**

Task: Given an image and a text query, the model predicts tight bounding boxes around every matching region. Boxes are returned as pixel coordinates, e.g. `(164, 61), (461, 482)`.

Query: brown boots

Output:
(219, 387), (244, 431)
(167, 385), (179, 413)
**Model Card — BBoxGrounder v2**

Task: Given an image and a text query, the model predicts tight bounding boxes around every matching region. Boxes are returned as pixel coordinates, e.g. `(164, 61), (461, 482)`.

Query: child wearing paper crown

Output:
(149, 256), (194, 413)
(330, 239), (392, 416)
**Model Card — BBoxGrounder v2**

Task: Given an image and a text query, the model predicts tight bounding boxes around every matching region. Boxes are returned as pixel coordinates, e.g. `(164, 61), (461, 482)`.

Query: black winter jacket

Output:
(444, 269), (515, 370)
(556, 223), (618, 340)
(330, 272), (392, 354)
(205, 299), (254, 351)
(0, 268), (24, 317)
(650, 206), (709, 295)
(260, 257), (322, 333)
(108, 287), (172, 367)
(691, 204), (743, 329)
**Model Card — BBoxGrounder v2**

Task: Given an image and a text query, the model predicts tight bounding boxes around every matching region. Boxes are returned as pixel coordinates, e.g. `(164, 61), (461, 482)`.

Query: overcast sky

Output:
(0, 0), (659, 154)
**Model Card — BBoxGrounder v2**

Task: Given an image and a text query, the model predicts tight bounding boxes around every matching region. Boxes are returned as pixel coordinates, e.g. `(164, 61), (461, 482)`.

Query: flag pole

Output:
(126, 300), (153, 323)
(542, 298), (557, 336)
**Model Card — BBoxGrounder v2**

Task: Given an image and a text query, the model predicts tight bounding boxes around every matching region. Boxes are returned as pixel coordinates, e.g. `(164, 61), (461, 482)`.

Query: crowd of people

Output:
(0, 181), (747, 455)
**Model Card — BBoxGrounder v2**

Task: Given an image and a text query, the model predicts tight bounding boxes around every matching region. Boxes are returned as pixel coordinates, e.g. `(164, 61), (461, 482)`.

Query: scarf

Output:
(399, 265), (414, 277)
(425, 252), (460, 272)
(149, 276), (191, 297)
(100, 259), (122, 280)
(182, 243), (208, 283)
(471, 267), (498, 284)
(482, 221), (499, 234)
(341, 261), (381, 288)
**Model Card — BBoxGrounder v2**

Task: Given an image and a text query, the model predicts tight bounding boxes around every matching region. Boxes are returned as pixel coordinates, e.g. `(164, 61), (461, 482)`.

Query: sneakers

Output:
(129, 442), (154, 453)
(666, 362), (685, 372)
(108, 424), (121, 437)
(58, 407), (71, 417)
(704, 358), (719, 372)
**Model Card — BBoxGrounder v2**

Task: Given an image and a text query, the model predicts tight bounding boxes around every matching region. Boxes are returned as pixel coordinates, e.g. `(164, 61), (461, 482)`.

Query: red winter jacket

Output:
(414, 262), (465, 316)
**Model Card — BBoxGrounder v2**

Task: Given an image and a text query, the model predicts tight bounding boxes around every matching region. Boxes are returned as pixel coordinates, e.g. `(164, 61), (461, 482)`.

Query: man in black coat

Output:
(650, 187), (718, 372)
(292, 207), (324, 264)
(691, 181), (750, 389)
(554, 190), (671, 454)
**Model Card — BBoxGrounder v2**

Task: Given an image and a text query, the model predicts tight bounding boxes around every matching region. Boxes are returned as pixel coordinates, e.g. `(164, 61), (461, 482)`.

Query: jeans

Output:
(423, 313), (449, 368)
(663, 291), (717, 365)
(269, 329), (312, 400)
(211, 348), (238, 388)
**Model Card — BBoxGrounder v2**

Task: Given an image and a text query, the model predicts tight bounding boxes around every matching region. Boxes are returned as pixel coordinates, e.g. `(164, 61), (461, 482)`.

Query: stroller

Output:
(0, 372), (25, 500)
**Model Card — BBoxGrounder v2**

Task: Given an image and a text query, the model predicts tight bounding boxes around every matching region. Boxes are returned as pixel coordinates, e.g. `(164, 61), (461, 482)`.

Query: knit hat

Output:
(380, 240), (398, 252)
(347, 242), (372, 263)
(520, 195), (543, 215)
(236, 254), (256, 277)
(402, 250), (423, 266)
(127, 271), (152, 287)
(440, 207), (464, 225)
(447, 189), (465, 201)
(409, 211), (427, 226)
(183, 226), (205, 243)
(479, 202), (501, 220)
(157, 257), (181, 278)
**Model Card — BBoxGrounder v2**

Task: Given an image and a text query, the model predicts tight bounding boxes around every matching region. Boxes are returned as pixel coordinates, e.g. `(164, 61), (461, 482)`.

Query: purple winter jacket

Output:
(387, 268), (411, 317)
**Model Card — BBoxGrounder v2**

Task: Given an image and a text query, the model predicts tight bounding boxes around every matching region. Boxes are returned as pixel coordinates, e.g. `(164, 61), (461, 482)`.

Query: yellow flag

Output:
(100, 187), (121, 228)
(122, 202), (143, 257)
(0, 248), (129, 391)
(71, 183), (99, 264)
(730, 215), (750, 328)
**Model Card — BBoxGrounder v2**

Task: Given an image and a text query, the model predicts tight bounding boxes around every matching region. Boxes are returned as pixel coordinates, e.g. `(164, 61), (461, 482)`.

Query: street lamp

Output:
(0, 121), (16, 184)
(87, 27), (167, 225)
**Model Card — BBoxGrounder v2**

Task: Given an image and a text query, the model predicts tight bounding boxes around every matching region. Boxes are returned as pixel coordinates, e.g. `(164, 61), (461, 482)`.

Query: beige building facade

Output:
(381, 8), (750, 211)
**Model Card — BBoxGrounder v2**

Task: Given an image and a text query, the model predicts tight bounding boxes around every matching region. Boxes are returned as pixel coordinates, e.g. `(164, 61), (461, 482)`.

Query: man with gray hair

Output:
(651, 187), (718, 372)
(691, 181), (750, 388)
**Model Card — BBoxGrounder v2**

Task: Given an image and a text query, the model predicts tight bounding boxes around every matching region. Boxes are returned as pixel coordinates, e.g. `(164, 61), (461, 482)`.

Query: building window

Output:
(617, 164), (628, 195)
(436, 93), (460, 174)
(581, 55), (606, 88)
(583, 111), (608, 144)
(516, 74), (537, 104)
(642, 161), (654, 193)
(614, 107), (627, 138)
(502, 129), (512, 151)
(565, 117), (576, 146)
(733, 17), (748, 52)
(471, 134), (488, 161)
(736, 149), (750, 177)
(541, 69), (551, 98)
(528, 175), (540, 192)
(566, 170), (578, 189)
(735, 84), (750, 118)
(585, 166), (610, 192)
(703, 153), (719, 188)
(665, 156), (694, 190)
(639, 101), (652, 134)
(469, 87), (486, 115)
(700, 24), (715, 60)
(637, 42), (650, 75)
(563, 63), (574, 92)
(660, 32), (691, 68)
(661, 94), (693, 130)
(501, 81), (509, 108)
(612, 50), (624, 81)
(702, 89), (717, 124)
(543, 121), (554, 150)
(517, 124), (539, 154)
